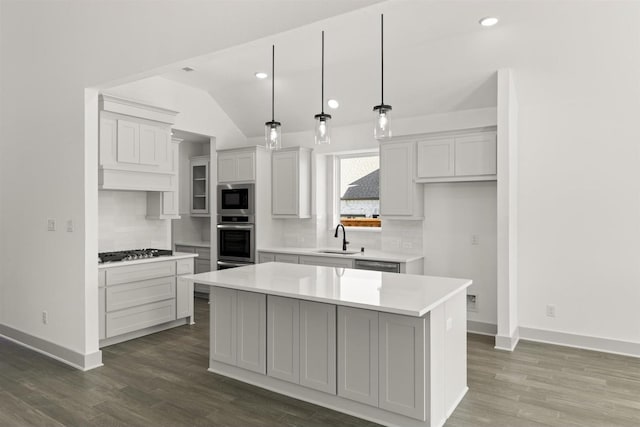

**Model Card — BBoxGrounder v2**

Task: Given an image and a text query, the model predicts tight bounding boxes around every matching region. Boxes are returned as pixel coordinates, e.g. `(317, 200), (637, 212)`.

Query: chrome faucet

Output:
(334, 224), (349, 251)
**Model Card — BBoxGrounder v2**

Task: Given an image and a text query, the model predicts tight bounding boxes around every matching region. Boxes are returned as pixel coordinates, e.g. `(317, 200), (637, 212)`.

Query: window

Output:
(338, 154), (381, 228)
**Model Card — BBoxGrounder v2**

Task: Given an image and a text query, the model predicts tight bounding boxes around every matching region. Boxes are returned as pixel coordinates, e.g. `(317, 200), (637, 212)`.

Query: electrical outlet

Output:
(402, 241), (413, 249)
(66, 219), (74, 232)
(471, 234), (480, 245)
(42, 311), (48, 324)
(467, 294), (477, 312)
(47, 219), (56, 231)
(546, 304), (556, 317)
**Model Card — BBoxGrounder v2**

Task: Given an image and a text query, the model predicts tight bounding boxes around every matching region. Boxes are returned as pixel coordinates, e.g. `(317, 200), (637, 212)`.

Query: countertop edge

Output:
(98, 252), (198, 269)
(258, 247), (424, 263)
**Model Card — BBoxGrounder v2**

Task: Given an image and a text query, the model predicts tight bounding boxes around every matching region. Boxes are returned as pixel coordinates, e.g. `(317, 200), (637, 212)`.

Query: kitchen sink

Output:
(315, 250), (360, 255)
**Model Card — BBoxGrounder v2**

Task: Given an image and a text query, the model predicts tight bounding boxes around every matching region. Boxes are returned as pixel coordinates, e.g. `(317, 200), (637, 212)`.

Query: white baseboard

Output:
(467, 320), (497, 336)
(495, 327), (520, 351)
(519, 327), (640, 358)
(0, 324), (103, 371)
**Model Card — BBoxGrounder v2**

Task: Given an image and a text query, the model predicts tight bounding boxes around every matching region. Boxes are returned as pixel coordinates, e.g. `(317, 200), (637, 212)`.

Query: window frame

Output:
(331, 150), (381, 231)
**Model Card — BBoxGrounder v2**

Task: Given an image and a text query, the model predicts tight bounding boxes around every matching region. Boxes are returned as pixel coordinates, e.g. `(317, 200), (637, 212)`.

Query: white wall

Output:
(423, 182), (497, 327)
(253, 107), (497, 252)
(0, 1), (366, 364)
(98, 191), (171, 252)
(104, 76), (245, 148)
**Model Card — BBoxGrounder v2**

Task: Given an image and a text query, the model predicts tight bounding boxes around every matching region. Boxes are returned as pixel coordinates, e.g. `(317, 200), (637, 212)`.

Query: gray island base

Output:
(185, 262), (471, 427)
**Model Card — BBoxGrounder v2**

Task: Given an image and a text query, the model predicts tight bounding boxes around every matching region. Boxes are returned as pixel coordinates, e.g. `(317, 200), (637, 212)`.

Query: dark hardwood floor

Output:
(1, 298), (639, 426)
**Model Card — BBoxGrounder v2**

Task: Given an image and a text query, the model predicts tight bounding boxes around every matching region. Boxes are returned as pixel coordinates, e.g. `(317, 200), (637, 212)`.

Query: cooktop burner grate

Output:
(98, 248), (173, 264)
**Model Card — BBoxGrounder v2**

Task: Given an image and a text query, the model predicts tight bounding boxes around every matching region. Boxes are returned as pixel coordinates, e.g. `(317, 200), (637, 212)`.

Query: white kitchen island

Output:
(184, 262), (471, 427)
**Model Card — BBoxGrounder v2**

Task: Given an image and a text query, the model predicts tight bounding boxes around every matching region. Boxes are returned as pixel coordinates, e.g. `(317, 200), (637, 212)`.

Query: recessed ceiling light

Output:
(182, 66), (195, 72)
(327, 99), (339, 109)
(255, 72), (268, 79)
(479, 16), (499, 27)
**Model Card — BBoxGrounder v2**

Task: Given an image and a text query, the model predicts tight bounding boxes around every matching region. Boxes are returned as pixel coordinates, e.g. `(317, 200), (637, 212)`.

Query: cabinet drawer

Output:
(275, 254), (299, 264)
(106, 276), (176, 312)
(99, 288), (106, 340)
(195, 247), (211, 260)
(258, 252), (276, 263)
(195, 259), (211, 274)
(106, 299), (176, 338)
(98, 270), (106, 288)
(106, 260), (176, 286)
(176, 258), (194, 275)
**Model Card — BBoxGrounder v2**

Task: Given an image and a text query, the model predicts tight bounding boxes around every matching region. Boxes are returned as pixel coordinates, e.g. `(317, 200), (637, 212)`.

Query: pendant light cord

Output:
(381, 14), (384, 106)
(271, 45), (275, 122)
(321, 31), (325, 114)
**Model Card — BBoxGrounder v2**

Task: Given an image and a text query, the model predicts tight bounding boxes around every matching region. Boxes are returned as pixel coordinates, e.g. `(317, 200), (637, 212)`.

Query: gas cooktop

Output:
(98, 248), (173, 264)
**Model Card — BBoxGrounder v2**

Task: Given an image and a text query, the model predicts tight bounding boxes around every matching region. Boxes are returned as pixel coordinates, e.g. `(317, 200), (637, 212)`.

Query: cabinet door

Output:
(99, 287), (106, 340)
(299, 255), (354, 269)
(258, 252), (276, 263)
(275, 254), (299, 264)
(236, 151), (256, 182)
(218, 152), (237, 183)
(272, 150), (299, 215)
(379, 141), (414, 216)
(337, 307), (378, 406)
(378, 313), (426, 421)
(416, 138), (455, 178)
(116, 119), (140, 164)
(267, 296), (300, 383)
(162, 191), (179, 216)
(300, 301), (336, 394)
(191, 159), (209, 215)
(195, 259), (211, 274)
(176, 276), (193, 320)
(236, 291), (267, 374)
(210, 287), (237, 365)
(139, 124), (162, 166)
(455, 133), (497, 176)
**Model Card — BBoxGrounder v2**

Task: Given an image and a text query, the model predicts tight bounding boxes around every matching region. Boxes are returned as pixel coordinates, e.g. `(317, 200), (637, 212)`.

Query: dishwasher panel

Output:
(354, 259), (401, 273)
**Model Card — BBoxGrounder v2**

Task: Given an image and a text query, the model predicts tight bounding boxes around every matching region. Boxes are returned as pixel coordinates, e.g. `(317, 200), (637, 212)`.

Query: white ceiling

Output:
(159, 1), (568, 137)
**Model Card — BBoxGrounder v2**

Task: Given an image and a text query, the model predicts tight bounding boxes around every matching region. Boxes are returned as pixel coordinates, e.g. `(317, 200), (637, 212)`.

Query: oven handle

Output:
(217, 260), (252, 268)
(216, 224), (254, 230)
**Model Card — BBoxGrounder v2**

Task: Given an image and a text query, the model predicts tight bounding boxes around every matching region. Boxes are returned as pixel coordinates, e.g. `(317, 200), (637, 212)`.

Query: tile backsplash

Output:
(99, 191), (171, 252)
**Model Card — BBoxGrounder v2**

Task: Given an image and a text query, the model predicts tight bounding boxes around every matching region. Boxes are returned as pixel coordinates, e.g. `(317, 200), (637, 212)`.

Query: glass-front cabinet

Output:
(190, 155), (210, 216)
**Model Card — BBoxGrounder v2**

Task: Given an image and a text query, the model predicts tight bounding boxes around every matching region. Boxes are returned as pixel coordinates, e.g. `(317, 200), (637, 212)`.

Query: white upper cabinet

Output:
(190, 156), (210, 216)
(272, 147), (311, 218)
(416, 137), (455, 178)
(379, 141), (423, 219)
(98, 94), (179, 192)
(146, 137), (182, 220)
(454, 132), (497, 177)
(218, 149), (256, 183)
(416, 130), (497, 182)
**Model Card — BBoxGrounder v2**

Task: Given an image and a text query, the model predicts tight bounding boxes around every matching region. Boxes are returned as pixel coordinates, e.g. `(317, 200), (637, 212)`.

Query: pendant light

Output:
(265, 45), (282, 150)
(373, 14), (392, 139)
(314, 31), (331, 145)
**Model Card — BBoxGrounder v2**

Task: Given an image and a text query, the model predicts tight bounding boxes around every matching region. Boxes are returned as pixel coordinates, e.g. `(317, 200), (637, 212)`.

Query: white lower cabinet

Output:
(337, 306), (379, 406)
(267, 295), (300, 383)
(176, 276), (194, 320)
(210, 287), (267, 374)
(298, 255), (354, 269)
(266, 296), (337, 395)
(299, 301), (336, 394)
(99, 257), (194, 346)
(378, 312), (426, 421)
(99, 287), (106, 340)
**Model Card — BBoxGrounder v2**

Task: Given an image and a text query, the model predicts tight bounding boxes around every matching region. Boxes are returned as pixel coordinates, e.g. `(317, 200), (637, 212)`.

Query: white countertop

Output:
(258, 246), (423, 263)
(184, 262), (470, 317)
(98, 252), (198, 269)
(174, 241), (211, 248)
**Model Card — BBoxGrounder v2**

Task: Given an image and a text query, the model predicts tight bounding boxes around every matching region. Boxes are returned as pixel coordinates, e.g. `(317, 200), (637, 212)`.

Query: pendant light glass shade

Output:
(265, 45), (282, 150)
(373, 14), (392, 139)
(314, 31), (331, 145)
(265, 120), (282, 150)
(314, 113), (331, 144)
(373, 104), (392, 139)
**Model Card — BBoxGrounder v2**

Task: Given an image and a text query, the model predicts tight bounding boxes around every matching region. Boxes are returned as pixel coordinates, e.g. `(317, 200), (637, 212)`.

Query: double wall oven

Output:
(217, 184), (255, 270)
